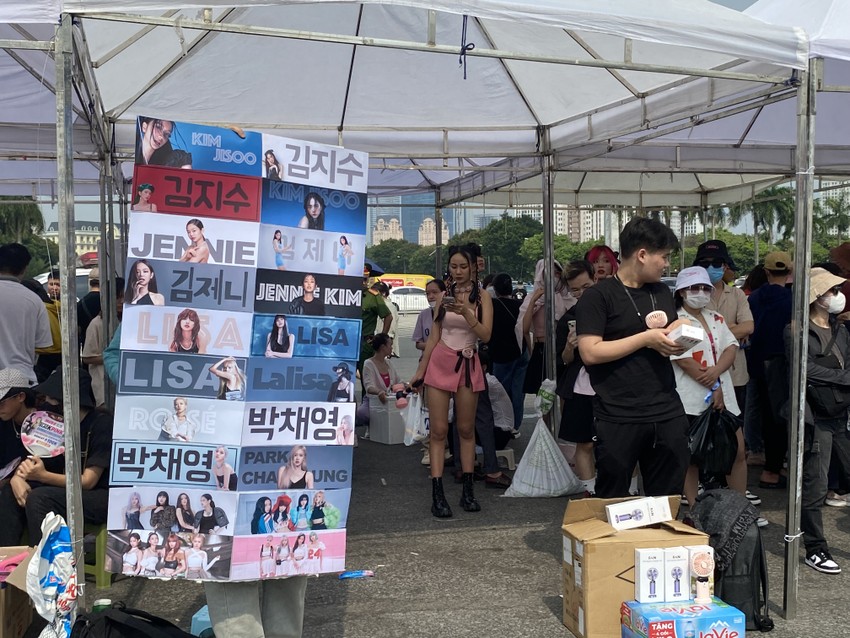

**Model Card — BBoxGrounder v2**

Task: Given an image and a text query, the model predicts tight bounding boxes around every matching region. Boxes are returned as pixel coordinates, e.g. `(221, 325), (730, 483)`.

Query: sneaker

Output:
(806, 550), (841, 574)
(421, 450), (431, 466)
(755, 517), (768, 528)
(746, 490), (762, 506)
(680, 494), (689, 506)
(826, 492), (847, 507)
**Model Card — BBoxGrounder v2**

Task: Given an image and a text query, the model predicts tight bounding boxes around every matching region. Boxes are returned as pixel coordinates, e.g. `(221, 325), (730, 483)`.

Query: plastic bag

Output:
(504, 418), (583, 497)
(27, 512), (77, 638)
(688, 408), (740, 476)
(534, 378), (557, 416)
(402, 393), (429, 446)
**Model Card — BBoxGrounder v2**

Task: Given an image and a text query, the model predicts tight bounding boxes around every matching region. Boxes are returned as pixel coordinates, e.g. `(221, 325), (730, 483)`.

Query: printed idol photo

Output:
(113, 394), (243, 445)
(107, 486), (238, 534)
(229, 529), (346, 580)
(260, 179), (367, 235)
(135, 117), (193, 169)
(132, 182), (158, 212)
(125, 259), (166, 306)
(105, 529), (233, 581)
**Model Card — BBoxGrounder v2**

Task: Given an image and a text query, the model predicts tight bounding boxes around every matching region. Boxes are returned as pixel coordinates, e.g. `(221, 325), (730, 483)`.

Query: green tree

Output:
(821, 192), (850, 243)
(365, 239), (420, 274)
(726, 186), (795, 262)
(0, 196), (44, 244)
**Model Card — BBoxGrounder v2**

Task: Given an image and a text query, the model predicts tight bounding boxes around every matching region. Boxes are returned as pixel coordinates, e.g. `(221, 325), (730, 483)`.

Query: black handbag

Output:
(806, 328), (850, 418)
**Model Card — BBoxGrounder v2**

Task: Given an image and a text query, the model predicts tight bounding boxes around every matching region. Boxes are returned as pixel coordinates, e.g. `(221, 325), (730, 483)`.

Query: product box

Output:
(634, 549), (664, 603)
(369, 398), (404, 445)
(562, 497), (708, 638)
(606, 497), (673, 531)
(688, 545), (715, 602)
(620, 597), (745, 638)
(667, 324), (705, 351)
(662, 547), (689, 603)
(0, 546), (35, 638)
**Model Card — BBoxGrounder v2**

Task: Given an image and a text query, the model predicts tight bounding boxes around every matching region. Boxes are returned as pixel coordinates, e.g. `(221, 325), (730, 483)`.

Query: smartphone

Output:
(568, 320), (576, 332)
(442, 296), (457, 306)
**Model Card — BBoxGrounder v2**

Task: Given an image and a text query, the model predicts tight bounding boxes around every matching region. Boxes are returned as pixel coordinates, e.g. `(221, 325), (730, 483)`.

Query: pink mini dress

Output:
(424, 309), (485, 392)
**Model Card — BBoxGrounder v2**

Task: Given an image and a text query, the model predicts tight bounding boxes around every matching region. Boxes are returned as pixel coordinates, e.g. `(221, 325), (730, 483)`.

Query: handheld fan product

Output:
(634, 548), (664, 603)
(663, 546), (689, 602)
(20, 411), (65, 458)
(689, 546), (715, 604)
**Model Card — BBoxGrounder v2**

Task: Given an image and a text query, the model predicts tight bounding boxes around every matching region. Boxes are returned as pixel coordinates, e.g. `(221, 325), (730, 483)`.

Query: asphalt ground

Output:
(23, 312), (850, 637)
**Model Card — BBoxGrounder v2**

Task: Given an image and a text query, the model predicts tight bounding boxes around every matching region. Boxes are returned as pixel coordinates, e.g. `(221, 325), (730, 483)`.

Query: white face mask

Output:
(428, 300), (437, 309)
(817, 291), (846, 314)
(684, 291), (711, 309)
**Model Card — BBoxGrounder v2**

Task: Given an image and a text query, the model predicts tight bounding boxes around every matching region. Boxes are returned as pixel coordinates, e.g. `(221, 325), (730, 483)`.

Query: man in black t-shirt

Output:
(576, 217), (689, 498)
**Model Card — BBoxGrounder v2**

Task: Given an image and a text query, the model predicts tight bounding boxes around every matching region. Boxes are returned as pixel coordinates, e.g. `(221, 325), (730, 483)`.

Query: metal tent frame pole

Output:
(55, 12), (86, 609)
(783, 57), (819, 620)
(541, 129), (559, 433)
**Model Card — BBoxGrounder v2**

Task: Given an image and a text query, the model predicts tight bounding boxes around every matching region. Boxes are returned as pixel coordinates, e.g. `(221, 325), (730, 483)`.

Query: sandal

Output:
(484, 473), (512, 489)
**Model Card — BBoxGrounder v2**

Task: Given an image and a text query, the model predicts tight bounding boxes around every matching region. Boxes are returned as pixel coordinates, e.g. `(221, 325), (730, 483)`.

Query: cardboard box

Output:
(620, 597), (745, 638)
(562, 497), (708, 638)
(369, 399), (405, 445)
(667, 324), (705, 351)
(0, 546), (35, 638)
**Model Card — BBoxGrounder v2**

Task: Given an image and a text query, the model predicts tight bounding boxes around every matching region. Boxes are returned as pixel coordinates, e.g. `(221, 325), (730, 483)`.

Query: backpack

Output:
(70, 605), (196, 638)
(691, 489), (774, 632)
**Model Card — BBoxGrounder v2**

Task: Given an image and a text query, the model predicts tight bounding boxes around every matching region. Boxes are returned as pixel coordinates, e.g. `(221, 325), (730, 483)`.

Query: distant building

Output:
(372, 218), (404, 244)
(43, 221), (123, 256)
(418, 217), (449, 246)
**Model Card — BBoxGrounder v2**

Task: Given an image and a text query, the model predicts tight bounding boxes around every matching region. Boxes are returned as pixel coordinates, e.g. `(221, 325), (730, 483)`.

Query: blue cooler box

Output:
(621, 597), (745, 638)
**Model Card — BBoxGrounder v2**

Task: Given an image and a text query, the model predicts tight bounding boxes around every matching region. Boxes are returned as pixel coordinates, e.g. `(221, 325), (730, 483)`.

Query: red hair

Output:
(585, 245), (619, 275)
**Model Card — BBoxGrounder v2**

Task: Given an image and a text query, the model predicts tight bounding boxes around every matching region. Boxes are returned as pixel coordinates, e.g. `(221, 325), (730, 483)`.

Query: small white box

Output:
(605, 497), (673, 530)
(635, 548), (665, 603)
(663, 547), (690, 602)
(667, 323), (705, 350)
(606, 498), (653, 530)
(688, 545), (715, 601)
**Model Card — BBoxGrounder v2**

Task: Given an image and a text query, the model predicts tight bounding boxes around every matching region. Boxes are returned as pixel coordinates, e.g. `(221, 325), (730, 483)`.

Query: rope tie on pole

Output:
(458, 15), (475, 80)
(783, 532), (804, 542)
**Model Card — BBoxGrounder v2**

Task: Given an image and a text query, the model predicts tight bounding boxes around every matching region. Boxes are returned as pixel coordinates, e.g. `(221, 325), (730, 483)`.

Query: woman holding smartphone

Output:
(411, 244), (493, 518)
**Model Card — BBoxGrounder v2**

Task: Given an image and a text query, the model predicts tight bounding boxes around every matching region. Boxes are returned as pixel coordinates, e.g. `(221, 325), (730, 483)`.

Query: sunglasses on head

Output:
(696, 258), (724, 269)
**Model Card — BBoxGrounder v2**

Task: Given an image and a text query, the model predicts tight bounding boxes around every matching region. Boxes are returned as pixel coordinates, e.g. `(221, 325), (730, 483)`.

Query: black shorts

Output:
(559, 394), (595, 443)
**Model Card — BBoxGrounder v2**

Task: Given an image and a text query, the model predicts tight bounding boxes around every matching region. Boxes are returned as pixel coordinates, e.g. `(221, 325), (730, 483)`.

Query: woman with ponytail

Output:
(410, 244), (493, 518)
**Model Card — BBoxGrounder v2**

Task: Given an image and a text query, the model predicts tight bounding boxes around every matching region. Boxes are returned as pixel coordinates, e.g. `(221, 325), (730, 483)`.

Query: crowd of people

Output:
(361, 218), (850, 580)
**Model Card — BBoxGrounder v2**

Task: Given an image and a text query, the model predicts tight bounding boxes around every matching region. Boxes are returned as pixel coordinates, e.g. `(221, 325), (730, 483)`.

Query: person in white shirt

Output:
(671, 267), (747, 510)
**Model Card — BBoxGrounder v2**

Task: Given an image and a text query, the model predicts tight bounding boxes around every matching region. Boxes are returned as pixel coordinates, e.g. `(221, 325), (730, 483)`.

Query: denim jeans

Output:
(801, 418), (850, 555)
(204, 577), (308, 638)
(491, 351), (529, 430)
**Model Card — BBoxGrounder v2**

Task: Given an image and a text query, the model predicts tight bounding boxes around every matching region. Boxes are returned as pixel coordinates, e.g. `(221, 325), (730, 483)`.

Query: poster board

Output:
(108, 116), (367, 581)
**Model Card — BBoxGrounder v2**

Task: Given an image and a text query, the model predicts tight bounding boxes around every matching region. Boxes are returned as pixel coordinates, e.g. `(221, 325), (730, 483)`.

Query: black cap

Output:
(694, 240), (737, 271)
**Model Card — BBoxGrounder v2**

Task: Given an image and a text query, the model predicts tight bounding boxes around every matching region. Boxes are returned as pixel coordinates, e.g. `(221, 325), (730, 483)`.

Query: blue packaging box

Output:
(621, 597), (745, 638)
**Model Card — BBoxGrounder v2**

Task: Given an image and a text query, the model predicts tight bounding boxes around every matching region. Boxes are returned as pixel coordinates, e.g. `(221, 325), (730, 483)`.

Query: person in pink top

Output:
(411, 244), (493, 518)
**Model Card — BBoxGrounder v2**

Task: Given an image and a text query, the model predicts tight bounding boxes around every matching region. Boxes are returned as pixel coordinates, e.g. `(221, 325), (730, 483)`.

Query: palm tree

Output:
(0, 196), (44, 243)
(822, 191), (850, 243)
(727, 185), (795, 263)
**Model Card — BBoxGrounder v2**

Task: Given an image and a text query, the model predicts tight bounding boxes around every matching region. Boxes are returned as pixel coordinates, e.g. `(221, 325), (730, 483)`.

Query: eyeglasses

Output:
(696, 259), (724, 269)
(684, 284), (713, 293)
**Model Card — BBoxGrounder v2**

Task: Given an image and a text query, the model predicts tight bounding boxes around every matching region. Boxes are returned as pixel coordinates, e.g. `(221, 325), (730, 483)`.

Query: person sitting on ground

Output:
(0, 367), (112, 546)
(576, 217), (689, 498)
(363, 333), (402, 410)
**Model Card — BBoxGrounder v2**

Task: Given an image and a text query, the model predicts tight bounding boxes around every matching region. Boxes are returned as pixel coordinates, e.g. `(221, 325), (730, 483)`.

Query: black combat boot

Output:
(431, 477), (453, 518)
(459, 472), (481, 512)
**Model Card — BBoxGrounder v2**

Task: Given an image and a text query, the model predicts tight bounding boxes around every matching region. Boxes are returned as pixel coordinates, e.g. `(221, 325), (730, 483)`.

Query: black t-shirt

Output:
(289, 296), (325, 316)
(575, 277), (684, 423)
(489, 296), (522, 363)
(42, 409), (113, 490)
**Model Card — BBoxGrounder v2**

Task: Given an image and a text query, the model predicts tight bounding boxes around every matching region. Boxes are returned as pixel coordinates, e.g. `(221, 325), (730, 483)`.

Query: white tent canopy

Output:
(1, 0), (809, 206)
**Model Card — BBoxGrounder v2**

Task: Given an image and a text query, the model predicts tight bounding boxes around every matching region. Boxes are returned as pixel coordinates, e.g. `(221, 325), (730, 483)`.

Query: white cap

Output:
(675, 266), (712, 292)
